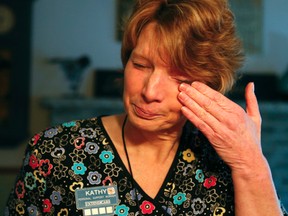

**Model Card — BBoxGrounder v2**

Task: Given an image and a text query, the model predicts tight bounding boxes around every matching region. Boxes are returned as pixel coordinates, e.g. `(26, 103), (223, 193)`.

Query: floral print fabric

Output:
(4, 117), (287, 215)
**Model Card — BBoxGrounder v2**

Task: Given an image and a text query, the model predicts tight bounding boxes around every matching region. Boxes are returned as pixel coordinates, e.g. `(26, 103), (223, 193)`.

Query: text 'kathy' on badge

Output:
(75, 185), (119, 216)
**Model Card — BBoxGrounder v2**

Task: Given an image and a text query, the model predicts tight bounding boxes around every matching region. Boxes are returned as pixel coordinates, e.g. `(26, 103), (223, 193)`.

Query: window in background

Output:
(229, 0), (263, 54)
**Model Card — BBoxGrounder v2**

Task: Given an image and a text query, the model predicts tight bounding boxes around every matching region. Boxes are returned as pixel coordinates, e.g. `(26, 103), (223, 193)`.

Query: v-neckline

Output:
(99, 116), (183, 201)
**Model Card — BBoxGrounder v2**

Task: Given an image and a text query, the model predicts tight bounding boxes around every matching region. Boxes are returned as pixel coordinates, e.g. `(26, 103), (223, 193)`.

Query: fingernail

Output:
(179, 83), (188, 90)
(251, 82), (255, 92)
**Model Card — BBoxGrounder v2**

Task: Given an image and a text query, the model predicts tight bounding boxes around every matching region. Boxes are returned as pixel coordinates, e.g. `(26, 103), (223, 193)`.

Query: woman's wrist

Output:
(231, 152), (270, 182)
(231, 156), (282, 215)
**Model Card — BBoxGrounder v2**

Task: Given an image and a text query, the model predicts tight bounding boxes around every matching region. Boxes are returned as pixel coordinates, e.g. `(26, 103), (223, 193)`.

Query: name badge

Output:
(75, 185), (119, 216)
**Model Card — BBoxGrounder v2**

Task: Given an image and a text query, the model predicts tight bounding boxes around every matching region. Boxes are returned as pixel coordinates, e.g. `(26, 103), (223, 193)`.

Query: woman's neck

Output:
(123, 115), (183, 162)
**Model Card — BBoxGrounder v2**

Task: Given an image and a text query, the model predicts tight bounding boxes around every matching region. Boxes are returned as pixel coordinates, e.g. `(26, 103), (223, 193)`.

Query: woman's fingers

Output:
(178, 82), (242, 130)
(245, 82), (262, 139)
(179, 93), (216, 136)
(178, 81), (262, 158)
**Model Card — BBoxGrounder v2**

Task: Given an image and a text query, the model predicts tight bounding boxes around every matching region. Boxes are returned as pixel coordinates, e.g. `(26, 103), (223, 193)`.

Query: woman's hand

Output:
(178, 81), (264, 176)
(178, 81), (284, 215)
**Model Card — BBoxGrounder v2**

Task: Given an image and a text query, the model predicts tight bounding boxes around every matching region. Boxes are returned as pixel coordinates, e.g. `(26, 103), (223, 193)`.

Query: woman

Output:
(5, 0), (287, 215)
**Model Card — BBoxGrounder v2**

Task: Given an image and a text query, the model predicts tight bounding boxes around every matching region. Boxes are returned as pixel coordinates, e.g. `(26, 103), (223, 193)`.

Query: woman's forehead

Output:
(134, 23), (171, 63)
(136, 23), (161, 50)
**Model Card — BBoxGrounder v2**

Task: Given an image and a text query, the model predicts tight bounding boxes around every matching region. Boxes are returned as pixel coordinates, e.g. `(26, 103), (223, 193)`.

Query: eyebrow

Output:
(130, 51), (148, 61)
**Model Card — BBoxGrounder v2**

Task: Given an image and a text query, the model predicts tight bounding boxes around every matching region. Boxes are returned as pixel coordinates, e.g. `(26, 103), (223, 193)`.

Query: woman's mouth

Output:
(133, 105), (160, 119)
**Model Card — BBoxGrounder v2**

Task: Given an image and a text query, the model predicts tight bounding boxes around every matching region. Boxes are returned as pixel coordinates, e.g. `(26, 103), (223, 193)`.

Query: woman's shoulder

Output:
(27, 117), (106, 152)
(4, 116), (119, 215)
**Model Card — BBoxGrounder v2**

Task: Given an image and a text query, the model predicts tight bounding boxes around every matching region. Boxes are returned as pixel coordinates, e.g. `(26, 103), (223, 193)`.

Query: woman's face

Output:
(123, 23), (192, 133)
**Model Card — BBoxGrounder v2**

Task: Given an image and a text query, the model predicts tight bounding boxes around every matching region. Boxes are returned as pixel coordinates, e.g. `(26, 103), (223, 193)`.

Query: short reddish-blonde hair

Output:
(121, 0), (244, 94)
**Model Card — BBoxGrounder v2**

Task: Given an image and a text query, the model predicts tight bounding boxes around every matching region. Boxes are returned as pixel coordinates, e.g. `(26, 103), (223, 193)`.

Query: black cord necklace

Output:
(121, 115), (143, 216)
(121, 115), (170, 216)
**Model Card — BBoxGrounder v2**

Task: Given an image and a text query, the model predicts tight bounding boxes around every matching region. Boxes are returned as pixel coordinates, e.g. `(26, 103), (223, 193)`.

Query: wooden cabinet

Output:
(42, 98), (124, 126)
(0, 0), (34, 147)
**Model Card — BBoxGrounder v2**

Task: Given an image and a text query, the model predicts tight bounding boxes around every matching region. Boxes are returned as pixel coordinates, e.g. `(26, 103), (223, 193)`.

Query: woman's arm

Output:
(5, 131), (51, 215)
(178, 81), (284, 215)
(231, 156), (282, 215)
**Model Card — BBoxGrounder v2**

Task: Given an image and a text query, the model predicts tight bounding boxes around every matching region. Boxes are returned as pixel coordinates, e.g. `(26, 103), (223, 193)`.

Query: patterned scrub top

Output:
(4, 117), (288, 216)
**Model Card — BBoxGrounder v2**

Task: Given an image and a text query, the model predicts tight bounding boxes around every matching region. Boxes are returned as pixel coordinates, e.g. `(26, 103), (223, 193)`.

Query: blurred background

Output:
(0, 0), (287, 212)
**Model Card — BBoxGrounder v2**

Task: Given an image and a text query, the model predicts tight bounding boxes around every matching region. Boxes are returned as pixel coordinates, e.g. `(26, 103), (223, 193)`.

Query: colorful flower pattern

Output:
(173, 192), (187, 205)
(4, 117), (288, 215)
(71, 162), (87, 175)
(139, 200), (156, 214)
(115, 204), (129, 216)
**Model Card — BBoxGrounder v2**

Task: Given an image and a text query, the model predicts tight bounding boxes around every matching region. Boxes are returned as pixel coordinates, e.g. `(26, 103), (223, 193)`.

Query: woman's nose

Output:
(141, 71), (165, 102)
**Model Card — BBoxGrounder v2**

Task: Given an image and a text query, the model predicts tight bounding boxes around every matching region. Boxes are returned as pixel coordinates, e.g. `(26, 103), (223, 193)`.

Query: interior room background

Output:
(0, 0), (288, 212)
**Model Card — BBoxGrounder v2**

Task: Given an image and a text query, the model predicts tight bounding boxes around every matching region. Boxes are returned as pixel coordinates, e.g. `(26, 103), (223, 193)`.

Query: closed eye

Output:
(133, 62), (146, 69)
(181, 80), (192, 84)
(174, 78), (192, 84)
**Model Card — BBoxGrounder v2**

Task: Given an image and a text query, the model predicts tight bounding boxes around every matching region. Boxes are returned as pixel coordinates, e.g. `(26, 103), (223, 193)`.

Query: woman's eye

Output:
(133, 62), (147, 69)
(175, 78), (191, 84)
(182, 80), (192, 84)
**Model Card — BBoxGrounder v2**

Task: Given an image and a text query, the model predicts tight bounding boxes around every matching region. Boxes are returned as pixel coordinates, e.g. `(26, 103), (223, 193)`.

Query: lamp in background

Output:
(48, 55), (91, 97)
